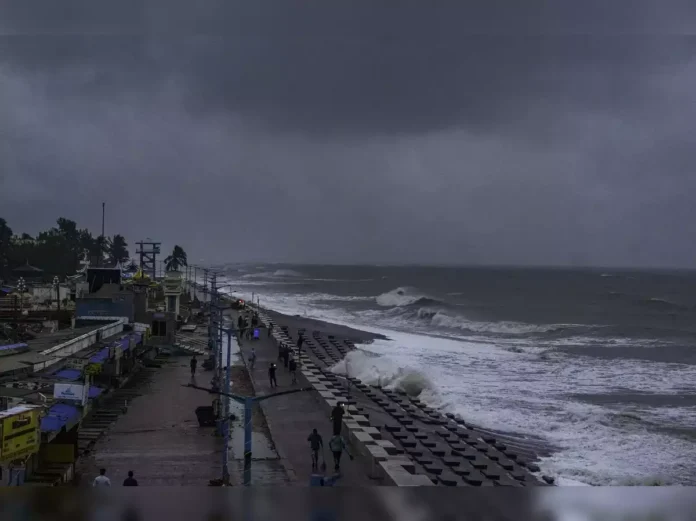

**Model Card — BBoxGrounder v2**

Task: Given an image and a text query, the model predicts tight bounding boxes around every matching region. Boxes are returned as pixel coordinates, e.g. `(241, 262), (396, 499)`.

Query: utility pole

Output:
(186, 383), (312, 486)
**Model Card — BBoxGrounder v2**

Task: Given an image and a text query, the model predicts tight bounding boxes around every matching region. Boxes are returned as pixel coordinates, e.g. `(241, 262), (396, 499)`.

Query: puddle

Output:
(227, 399), (277, 460)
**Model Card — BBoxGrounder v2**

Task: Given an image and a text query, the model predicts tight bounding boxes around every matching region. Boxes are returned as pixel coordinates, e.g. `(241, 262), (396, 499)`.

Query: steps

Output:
(76, 363), (163, 456)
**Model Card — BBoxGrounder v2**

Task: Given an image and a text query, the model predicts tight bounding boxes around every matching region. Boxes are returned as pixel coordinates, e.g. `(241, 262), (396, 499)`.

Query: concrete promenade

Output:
(75, 355), (224, 486)
(233, 310), (382, 486)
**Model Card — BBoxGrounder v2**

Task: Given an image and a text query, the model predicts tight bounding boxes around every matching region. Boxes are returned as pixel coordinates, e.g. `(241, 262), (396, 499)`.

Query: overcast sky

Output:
(1, 1), (695, 267)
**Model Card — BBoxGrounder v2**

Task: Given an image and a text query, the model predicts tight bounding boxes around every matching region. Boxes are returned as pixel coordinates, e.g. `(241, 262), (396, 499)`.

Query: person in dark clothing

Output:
(251, 314), (258, 328)
(330, 403), (345, 436)
(268, 363), (277, 388)
(190, 356), (197, 377)
(297, 334), (304, 352)
(288, 357), (298, 384)
(268, 323), (273, 338)
(282, 347), (290, 369)
(123, 471), (138, 486)
(307, 428), (323, 470)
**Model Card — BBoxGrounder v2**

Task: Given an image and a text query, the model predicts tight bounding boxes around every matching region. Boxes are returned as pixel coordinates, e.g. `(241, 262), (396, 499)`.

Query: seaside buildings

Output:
(0, 251), (185, 486)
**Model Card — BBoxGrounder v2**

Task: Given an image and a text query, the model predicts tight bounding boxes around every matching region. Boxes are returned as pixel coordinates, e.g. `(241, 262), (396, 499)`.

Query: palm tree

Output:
(164, 245), (188, 271)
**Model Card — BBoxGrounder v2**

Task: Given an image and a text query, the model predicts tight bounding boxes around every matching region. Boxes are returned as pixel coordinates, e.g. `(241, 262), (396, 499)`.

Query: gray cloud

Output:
(1, 1), (696, 267)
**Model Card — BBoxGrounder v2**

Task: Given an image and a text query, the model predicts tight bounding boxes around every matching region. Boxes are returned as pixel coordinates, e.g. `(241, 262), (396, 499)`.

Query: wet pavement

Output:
(76, 355), (288, 486)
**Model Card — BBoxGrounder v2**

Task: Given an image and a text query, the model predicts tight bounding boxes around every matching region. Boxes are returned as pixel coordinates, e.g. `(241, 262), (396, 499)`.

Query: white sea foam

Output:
(217, 285), (696, 486)
(376, 286), (430, 307)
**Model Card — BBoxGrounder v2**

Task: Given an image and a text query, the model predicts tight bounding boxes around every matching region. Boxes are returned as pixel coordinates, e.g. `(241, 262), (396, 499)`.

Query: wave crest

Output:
(330, 350), (433, 397)
(376, 286), (444, 308)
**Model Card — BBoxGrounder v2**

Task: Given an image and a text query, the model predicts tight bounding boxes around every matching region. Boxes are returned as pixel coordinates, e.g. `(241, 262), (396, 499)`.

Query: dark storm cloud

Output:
(2, 1), (696, 267)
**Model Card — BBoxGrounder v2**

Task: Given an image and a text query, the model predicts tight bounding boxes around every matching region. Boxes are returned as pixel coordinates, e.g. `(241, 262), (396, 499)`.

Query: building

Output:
(162, 270), (183, 316)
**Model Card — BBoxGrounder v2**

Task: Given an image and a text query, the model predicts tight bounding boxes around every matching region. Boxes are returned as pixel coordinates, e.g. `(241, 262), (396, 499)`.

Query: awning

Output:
(89, 386), (104, 399)
(88, 347), (110, 364)
(40, 403), (80, 433)
(53, 368), (82, 381)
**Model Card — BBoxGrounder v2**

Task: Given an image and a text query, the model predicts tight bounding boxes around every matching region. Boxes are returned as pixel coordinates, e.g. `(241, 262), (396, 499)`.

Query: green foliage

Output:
(164, 245), (188, 271)
(0, 217), (131, 280)
(108, 234), (129, 264)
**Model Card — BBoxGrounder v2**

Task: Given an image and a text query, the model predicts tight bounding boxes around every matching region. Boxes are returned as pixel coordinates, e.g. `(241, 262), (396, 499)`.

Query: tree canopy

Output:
(165, 245), (188, 271)
(0, 217), (131, 281)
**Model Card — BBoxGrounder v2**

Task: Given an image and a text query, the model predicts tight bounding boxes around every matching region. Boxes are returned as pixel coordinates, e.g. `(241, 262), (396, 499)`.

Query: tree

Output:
(164, 245), (188, 271)
(0, 218), (13, 280)
(1, 217), (131, 279)
(108, 234), (129, 264)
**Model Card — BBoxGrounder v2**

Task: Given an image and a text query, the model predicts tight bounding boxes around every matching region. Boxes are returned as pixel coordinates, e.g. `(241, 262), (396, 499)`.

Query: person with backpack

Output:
(307, 428), (324, 471)
(328, 434), (353, 472)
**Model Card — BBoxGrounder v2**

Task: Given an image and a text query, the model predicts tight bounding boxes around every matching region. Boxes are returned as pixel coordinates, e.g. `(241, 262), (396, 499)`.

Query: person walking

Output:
(297, 333), (304, 354)
(307, 428), (324, 471)
(288, 357), (298, 384)
(249, 347), (257, 370)
(330, 403), (345, 436)
(122, 471), (138, 486)
(268, 322), (273, 338)
(328, 434), (353, 472)
(92, 468), (111, 487)
(268, 362), (278, 388)
(282, 346), (290, 369)
(190, 355), (197, 378)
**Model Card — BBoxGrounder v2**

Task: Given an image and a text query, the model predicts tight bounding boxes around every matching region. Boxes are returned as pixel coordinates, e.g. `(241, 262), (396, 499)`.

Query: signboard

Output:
(66, 358), (87, 370)
(0, 408), (41, 463)
(53, 383), (88, 405)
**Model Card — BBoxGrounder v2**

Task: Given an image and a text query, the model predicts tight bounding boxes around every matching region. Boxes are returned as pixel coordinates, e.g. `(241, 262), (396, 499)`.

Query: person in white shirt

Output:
(93, 468), (111, 487)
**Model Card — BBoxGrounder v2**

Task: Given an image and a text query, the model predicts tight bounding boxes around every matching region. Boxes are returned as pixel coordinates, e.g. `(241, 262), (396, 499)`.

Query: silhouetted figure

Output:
(190, 355), (198, 377)
(268, 363), (278, 388)
(330, 403), (345, 436)
(307, 428), (324, 470)
(123, 471), (138, 486)
(289, 358), (298, 384)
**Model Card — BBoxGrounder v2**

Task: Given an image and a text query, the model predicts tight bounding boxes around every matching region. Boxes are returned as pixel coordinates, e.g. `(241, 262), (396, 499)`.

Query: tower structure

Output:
(135, 240), (161, 280)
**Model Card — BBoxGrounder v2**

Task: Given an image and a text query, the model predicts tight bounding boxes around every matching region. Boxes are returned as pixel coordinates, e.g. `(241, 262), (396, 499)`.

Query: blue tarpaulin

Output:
(0, 343), (28, 352)
(89, 386), (104, 399)
(40, 403), (80, 432)
(88, 347), (110, 364)
(53, 368), (82, 381)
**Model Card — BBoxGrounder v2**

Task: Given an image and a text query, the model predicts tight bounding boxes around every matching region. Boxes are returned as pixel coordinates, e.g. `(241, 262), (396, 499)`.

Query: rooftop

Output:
(0, 324), (105, 378)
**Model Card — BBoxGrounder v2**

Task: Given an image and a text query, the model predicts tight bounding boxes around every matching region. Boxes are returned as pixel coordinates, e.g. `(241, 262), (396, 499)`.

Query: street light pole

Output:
(53, 276), (60, 313)
(185, 383), (312, 485)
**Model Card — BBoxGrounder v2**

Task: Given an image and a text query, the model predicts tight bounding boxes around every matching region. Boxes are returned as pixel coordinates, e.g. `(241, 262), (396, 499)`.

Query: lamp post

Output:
(186, 382), (312, 486)
(17, 277), (26, 316)
(52, 276), (60, 312)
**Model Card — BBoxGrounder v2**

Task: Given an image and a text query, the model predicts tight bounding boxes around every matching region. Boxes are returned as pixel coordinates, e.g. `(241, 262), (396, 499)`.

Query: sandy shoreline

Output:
(263, 308), (388, 343)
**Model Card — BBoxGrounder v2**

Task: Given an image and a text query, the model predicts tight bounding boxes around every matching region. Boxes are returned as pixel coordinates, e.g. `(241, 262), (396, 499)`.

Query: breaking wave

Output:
(376, 286), (445, 308)
(330, 350), (433, 397)
(411, 307), (576, 335)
